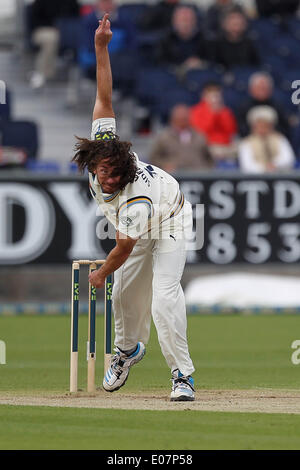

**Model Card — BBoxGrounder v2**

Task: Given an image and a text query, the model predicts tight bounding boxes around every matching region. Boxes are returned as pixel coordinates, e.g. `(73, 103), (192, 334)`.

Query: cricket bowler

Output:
(72, 14), (195, 401)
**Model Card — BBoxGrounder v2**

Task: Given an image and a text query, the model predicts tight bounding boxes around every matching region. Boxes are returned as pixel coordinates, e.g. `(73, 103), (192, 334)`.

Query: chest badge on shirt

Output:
(120, 215), (136, 227)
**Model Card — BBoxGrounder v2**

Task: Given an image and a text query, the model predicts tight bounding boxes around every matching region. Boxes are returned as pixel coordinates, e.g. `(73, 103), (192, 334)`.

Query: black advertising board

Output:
(0, 172), (299, 265)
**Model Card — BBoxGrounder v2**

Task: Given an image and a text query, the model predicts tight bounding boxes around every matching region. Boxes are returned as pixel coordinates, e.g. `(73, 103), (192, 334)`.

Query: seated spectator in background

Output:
(205, 0), (243, 37)
(238, 72), (290, 138)
(255, 0), (300, 18)
(29, 0), (79, 89)
(238, 106), (295, 173)
(190, 82), (237, 161)
(149, 104), (213, 173)
(155, 6), (209, 77)
(211, 7), (260, 69)
(79, 0), (132, 80)
(138, 0), (181, 32)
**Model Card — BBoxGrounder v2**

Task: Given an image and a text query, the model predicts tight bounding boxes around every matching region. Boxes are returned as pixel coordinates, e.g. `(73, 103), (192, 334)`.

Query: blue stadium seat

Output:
(287, 17), (300, 41)
(294, 160), (300, 168)
(110, 52), (139, 95)
(136, 30), (165, 64)
(0, 87), (11, 122)
(230, 66), (262, 92)
(55, 17), (82, 61)
(290, 122), (300, 157)
(277, 67), (300, 93)
(23, 3), (35, 50)
(222, 87), (246, 113)
(273, 87), (295, 114)
(69, 162), (79, 173)
(155, 87), (197, 122)
(185, 68), (222, 94)
(249, 18), (280, 44)
(25, 160), (61, 172)
(135, 67), (179, 108)
(215, 160), (239, 170)
(118, 3), (149, 25)
(1, 120), (39, 160)
(271, 35), (300, 67)
(136, 30), (164, 47)
(262, 55), (287, 82)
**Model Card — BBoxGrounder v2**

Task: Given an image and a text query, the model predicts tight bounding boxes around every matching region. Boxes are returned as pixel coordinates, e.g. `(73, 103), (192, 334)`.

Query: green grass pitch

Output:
(0, 314), (300, 450)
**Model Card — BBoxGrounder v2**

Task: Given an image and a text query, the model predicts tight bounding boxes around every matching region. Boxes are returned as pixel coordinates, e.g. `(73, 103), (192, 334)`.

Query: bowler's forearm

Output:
(98, 245), (132, 279)
(95, 45), (114, 111)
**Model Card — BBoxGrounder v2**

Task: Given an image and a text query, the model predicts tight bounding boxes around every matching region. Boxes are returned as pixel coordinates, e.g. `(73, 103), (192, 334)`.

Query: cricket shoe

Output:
(170, 369), (195, 401)
(103, 342), (146, 392)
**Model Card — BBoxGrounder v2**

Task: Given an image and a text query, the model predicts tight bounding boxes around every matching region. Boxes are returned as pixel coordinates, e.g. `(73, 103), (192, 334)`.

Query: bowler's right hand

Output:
(95, 13), (113, 48)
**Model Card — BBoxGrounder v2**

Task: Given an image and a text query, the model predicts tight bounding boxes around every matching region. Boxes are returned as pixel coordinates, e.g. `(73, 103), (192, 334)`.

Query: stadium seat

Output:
(135, 67), (179, 108)
(55, 17), (82, 61)
(230, 66), (262, 93)
(136, 30), (165, 65)
(270, 35), (300, 68)
(287, 17), (300, 41)
(118, 3), (149, 26)
(215, 160), (239, 170)
(273, 87), (295, 114)
(262, 55), (287, 82)
(222, 87), (246, 113)
(1, 120), (39, 160)
(22, 3), (35, 50)
(110, 52), (139, 96)
(294, 159), (300, 169)
(277, 67), (300, 93)
(0, 87), (11, 121)
(290, 122), (300, 157)
(249, 18), (280, 44)
(155, 87), (197, 122)
(185, 68), (222, 94)
(25, 159), (61, 173)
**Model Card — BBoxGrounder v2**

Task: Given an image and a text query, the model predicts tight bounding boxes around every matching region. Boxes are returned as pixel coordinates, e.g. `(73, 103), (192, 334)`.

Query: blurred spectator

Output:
(255, 0), (300, 18)
(155, 6), (209, 76)
(149, 104), (213, 172)
(238, 106), (295, 172)
(238, 72), (290, 138)
(79, 0), (133, 80)
(205, 0), (244, 37)
(190, 82), (237, 161)
(138, 0), (181, 32)
(211, 7), (260, 69)
(29, 0), (79, 89)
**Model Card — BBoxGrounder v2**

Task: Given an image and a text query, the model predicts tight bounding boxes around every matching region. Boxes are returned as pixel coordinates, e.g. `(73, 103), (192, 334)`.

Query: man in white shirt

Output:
(72, 15), (195, 401)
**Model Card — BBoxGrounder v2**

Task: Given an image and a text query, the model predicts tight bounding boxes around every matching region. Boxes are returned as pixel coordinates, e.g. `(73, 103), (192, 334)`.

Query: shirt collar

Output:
(93, 174), (100, 186)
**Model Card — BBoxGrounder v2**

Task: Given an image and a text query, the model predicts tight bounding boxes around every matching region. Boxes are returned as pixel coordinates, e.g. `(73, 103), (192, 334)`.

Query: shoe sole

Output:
(102, 348), (146, 393)
(170, 396), (195, 402)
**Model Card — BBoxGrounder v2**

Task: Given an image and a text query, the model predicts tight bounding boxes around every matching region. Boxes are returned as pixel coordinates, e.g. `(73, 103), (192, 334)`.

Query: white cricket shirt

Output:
(89, 118), (188, 239)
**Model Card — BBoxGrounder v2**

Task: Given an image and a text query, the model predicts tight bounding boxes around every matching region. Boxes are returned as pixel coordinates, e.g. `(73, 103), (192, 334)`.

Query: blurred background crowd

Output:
(0, 0), (300, 174)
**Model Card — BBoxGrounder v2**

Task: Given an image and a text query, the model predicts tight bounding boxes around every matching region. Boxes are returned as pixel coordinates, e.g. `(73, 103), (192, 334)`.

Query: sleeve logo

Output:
(95, 131), (115, 141)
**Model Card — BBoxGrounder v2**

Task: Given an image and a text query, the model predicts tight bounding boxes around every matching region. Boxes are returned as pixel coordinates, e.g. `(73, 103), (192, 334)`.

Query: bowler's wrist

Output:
(95, 44), (109, 52)
(97, 267), (108, 281)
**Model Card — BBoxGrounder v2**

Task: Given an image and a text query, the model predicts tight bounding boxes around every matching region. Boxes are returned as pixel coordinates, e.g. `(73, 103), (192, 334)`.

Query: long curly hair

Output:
(72, 135), (137, 190)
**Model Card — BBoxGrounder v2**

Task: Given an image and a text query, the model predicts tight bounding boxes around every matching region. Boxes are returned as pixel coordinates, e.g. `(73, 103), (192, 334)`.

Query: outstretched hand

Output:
(95, 13), (113, 48)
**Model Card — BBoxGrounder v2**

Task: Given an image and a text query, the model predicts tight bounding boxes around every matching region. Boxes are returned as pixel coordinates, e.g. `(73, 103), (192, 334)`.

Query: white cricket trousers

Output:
(112, 235), (195, 377)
